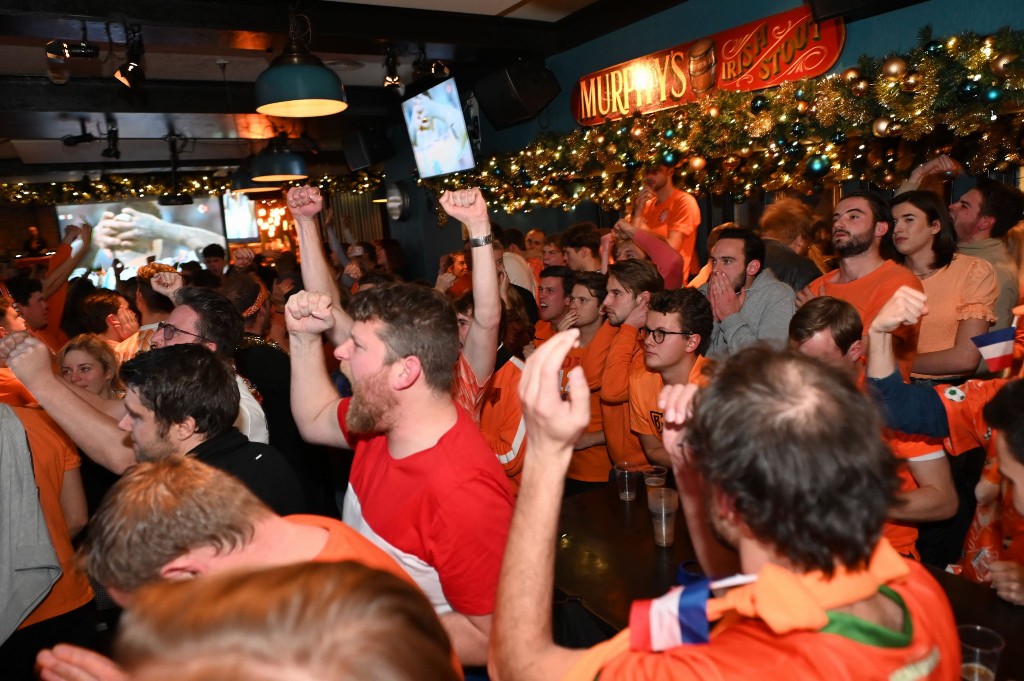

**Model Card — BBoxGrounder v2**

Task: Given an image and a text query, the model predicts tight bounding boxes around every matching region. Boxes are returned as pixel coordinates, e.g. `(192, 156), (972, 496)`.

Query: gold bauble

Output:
(707, 105), (720, 118)
(722, 155), (741, 171)
(796, 100), (809, 114)
(631, 126), (644, 138)
(882, 171), (897, 185)
(595, 135), (605, 144)
(851, 78), (871, 96)
(738, 146), (753, 158)
(872, 116), (895, 137)
(606, 143), (618, 155)
(991, 52), (1020, 78)
(901, 72), (921, 92)
(688, 156), (707, 171)
(841, 67), (862, 83)
(881, 56), (908, 81)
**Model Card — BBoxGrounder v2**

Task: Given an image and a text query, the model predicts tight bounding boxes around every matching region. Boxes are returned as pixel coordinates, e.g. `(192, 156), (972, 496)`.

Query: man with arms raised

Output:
(798, 192), (923, 379)
(631, 160), (701, 280)
(490, 335), (959, 680)
(286, 189), (514, 667)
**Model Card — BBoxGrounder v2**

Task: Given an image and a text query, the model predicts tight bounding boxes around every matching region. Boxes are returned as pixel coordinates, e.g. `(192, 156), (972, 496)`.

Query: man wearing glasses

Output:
(628, 288), (714, 468)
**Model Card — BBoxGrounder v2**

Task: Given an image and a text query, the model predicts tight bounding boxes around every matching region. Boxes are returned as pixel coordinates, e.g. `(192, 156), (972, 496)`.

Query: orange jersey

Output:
(639, 189), (701, 279)
(805, 261), (923, 381)
(884, 431), (946, 558)
(0, 368), (36, 407)
(480, 357), (528, 491)
(533, 320), (555, 346)
(562, 343), (610, 482)
(600, 325), (647, 467)
(629, 357), (709, 440)
(453, 352), (490, 421)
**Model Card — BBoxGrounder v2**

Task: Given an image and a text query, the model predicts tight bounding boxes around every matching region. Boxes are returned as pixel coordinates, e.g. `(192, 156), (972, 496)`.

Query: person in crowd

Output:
(0, 297), (39, 406)
(541, 235), (567, 268)
(605, 220), (683, 289)
(117, 563), (457, 681)
(699, 227), (795, 357)
(0, 403), (93, 681)
(561, 224), (602, 273)
(596, 259), (663, 470)
(532, 265), (575, 346)
(789, 297), (956, 561)
(901, 156), (1023, 330)
(758, 196), (823, 291)
(629, 160), (702, 280)
(113, 262), (176, 362)
(7, 223), (93, 353)
(797, 191), (924, 379)
(201, 243), (232, 280)
(221, 273), (337, 516)
(57, 334), (122, 400)
(865, 286), (1024, 603)
(286, 186), (514, 668)
(36, 457), (455, 681)
(492, 230), (537, 294)
(148, 282), (269, 444)
(559, 272), (615, 495)
(22, 225), (49, 256)
(525, 228), (545, 258)
(78, 290), (138, 347)
(885, 190), (997, 381)
(374, 237), (409, 280)
(490, 334), (960, 680)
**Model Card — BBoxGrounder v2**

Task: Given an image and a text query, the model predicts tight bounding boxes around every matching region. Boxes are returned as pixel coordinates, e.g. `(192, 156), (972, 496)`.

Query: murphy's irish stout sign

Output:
(571, 6), (845, 126)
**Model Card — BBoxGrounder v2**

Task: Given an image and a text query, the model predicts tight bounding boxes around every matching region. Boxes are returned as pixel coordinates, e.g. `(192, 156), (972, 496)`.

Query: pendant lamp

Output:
(255, 15), (347, 118)
(251, 133), (308, 182)
(230, 163), (282, 195)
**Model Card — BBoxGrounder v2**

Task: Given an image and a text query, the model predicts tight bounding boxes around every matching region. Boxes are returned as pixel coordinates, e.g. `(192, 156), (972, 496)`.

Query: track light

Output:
(430, 60), (450, 78)
(100, 126), (120, 159)
(383, 46), (404, 97)
(45, 40), (99, 61)
(115, 27), (145, 89)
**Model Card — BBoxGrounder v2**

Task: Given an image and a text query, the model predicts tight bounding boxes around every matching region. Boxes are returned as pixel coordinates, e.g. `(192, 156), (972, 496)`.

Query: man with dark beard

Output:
(286, 278), (514, 669)
(796, 192), (923, 379)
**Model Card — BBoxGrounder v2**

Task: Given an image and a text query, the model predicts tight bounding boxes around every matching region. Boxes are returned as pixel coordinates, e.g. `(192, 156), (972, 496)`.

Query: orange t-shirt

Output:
(884, 431), (945, 558)
(0, 368), (36, 407)
(639, 189), (701, 280)
(805, 260), (924, 381)
(560, 325), (616, 482)
(480, 357), (528, 491)
(16, 406), (93, 629)
(35, 244), (71, 354)
(600, 325), (647, 467)
(453, 352), (490, 421)
(629, 357), (709, 440)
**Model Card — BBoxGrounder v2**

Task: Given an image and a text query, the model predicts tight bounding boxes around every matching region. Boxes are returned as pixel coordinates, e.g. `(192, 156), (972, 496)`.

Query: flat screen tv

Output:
(55, 196), (227, 270)
(402, 78), (476, 179)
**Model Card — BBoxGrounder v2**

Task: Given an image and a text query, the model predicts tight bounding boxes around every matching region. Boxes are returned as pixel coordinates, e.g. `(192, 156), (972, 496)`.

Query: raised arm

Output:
(41, 224), (93, 300)
(897, 155), (960, 195)
(286, 290), (348, 449)
(441, 188), (500, 387)
(490, 329), (588, 681)
(2, 334), (135, 473)
(286, 186), (353, 346)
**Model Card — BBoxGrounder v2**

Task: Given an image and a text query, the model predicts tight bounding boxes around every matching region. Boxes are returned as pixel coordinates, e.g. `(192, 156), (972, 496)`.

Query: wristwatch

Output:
(469, 234), (493, 248)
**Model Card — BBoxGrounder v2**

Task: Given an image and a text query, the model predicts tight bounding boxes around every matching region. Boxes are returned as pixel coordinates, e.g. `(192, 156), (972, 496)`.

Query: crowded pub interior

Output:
(1, 0), (1023, 679)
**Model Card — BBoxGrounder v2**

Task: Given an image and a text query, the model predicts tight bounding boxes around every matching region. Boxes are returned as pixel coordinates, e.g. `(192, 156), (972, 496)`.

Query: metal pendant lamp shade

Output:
(255, 36), (348, 118)
(251, 134), (308, 182)
(230, 165), (282, 194)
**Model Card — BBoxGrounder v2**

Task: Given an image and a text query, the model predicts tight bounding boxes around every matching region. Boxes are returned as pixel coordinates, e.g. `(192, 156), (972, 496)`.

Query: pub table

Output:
(556, 483), (1024, 679)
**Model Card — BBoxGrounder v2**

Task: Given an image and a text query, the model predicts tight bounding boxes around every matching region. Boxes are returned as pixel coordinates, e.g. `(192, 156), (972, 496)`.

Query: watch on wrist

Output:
(469, 233), (494, 248)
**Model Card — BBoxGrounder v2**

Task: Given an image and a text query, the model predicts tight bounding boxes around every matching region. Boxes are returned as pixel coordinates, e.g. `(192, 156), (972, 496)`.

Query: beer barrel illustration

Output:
(688, 39), (717, 96)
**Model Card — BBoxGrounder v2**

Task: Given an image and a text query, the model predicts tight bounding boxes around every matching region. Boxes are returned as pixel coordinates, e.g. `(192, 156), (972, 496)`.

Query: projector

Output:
(158, 192), (193, 206)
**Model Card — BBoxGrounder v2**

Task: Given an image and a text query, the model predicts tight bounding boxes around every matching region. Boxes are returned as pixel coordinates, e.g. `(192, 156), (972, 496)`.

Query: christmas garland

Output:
(424, 27), (1024, 213)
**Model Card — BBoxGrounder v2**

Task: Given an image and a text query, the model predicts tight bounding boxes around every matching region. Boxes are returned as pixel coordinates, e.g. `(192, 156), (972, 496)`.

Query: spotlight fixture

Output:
(255, 14), (347, 118)
(100, 126), (121, 159)
(158, 134), (193, 206)
(383, 46), (404, 97)
(62, 119), (98, 147)
(251, 133), (308, 182)
(114, 26), (145, 89)
(430, 60), (450, 78)
(45, 40), (99, 61)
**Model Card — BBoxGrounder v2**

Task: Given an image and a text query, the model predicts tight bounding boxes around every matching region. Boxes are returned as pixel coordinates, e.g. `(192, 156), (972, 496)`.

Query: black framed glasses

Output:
(156, 321), (210, 344)
(638, 327), (693, 344)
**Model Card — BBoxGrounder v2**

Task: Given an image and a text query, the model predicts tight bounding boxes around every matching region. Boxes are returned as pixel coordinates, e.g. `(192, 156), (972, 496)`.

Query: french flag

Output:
(972, 326), (1016, 373)
(628, 579), (710, 651)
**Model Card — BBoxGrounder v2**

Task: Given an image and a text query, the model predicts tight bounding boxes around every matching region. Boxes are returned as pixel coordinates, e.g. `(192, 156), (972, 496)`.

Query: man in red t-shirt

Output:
(632, 161), (701, 280)
(491, 335), (959, 681)
(287, 187), (514, 668)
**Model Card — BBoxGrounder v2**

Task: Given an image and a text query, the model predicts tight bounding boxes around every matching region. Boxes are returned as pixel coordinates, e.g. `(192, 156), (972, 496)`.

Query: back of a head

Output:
(120, 344), (239, 440)
(560, 224), (601, 254)
(347, 283), (459, 394)
(80, 290), (127, 334)
(136, 263), (177, 314)
(116, 562), (459, 681)
(176, 287), (244, 358)
(685, 346), (897, 575)
(83, 457), (269, 593)
(220, 273), (267, 326)
(788, 296), (863, 354)
(500, 227), (526, 251)
(977, 177), (1024, 238)
(4, 276), (42, 306)
(201, 243), (226, 260)
(983, 380), (1024, 465)
(649, 288), (714, 356)
(759, 198), (814, 244)
(608, 258), (664, 295)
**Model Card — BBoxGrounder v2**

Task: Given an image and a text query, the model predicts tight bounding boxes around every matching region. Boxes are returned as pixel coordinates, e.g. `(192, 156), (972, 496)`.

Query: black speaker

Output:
(807, 0), (927, 22)
(474, 63), (561, 130)
(342, 129), (395, 170)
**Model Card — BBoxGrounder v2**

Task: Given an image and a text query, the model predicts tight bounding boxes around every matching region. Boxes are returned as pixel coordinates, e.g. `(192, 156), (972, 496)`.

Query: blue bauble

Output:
(805, 154), (831, 179)
(750, 95), (769, 113)
(984, 86), (1003, 103)
(831, 131), (847, 144)
(957, 80), (981, 101)
(924, 41), (943, 55)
